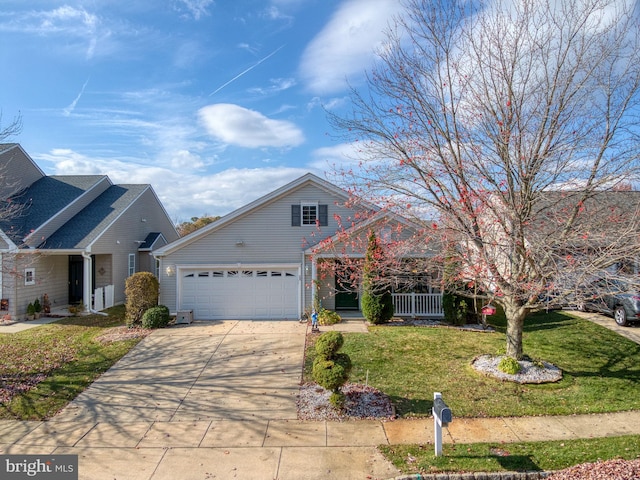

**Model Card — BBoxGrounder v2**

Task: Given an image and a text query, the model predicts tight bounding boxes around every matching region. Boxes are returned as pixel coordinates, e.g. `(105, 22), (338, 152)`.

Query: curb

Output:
(390, 472), (552, 480)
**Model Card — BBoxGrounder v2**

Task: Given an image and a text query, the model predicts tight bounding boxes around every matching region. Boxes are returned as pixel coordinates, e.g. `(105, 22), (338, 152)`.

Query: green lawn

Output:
(305, 309), (640, 417)
(380, 435), (640, 474)
(0, 305), (147, 420)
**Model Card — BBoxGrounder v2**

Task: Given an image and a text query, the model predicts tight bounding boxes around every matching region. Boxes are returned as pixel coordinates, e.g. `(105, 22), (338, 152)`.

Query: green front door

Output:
(334, 265), (359, 310)
(335, 290), (359, 310)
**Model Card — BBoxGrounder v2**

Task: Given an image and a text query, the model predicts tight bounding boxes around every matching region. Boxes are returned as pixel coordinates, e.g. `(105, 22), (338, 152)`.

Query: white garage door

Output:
(179, 267), (299, 320)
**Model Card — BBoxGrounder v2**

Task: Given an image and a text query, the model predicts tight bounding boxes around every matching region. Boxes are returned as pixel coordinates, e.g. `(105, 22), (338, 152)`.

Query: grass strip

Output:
(0, 306), (147, 420)
(379, 435), (640, 474)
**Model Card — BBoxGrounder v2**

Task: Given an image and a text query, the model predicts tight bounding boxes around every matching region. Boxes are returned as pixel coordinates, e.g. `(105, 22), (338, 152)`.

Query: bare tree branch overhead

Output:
(328, 0), (640, 358)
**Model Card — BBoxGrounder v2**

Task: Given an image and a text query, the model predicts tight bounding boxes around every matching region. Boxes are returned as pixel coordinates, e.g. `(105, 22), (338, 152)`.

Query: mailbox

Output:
(433, 396), (452, 425)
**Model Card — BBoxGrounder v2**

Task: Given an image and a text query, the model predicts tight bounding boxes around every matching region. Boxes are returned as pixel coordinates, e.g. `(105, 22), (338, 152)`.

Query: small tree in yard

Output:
(329, 0), (640, 359)
(125, 272), (159, 327)
(361, 231), (394, 324)
(312, 331), (352, 408)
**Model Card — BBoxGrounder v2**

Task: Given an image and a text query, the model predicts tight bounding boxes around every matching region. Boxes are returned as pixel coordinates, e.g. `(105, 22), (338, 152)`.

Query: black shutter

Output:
(291, 204), (301, 226)
(319, 204), (328, 226)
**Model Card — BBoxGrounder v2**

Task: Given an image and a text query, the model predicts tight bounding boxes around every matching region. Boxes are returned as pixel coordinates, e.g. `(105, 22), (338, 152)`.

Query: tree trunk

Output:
(503, 303), (527, 359)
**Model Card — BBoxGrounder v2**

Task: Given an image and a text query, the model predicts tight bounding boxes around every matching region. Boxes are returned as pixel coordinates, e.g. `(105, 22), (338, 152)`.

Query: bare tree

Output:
(329, 0), (640, 358)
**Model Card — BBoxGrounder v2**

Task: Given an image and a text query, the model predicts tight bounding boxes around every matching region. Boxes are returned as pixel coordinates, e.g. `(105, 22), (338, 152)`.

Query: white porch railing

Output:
(392, 293), (444, 318)
(93, 285), (115, 311)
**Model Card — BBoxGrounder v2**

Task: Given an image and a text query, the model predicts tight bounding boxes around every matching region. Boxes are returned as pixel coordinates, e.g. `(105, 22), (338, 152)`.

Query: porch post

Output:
(82, 252), (92, 310)
(311, 257), (317, 310)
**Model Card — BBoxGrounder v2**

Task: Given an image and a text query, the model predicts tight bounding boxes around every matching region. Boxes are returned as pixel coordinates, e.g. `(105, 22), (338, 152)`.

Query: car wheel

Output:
(614, 306), (629, 326)
(576, 301), (586, 312)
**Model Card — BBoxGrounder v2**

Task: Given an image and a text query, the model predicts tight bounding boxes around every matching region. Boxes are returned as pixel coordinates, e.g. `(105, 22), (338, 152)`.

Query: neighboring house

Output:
(154, 173), (442, 320)
(0, 143), (179, 319)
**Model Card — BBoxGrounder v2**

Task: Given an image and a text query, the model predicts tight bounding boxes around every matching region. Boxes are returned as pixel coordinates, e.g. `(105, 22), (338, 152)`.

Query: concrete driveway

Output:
(53, 320), (306, 423)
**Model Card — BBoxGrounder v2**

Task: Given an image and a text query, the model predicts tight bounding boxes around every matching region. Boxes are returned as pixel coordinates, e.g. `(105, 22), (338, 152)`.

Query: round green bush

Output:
(315, 331), (344, 359)
(312, 357), (348, 393)
(498, 356), (522, 375)
(333, 352), (352, 376)
(141, 305), (170, 329)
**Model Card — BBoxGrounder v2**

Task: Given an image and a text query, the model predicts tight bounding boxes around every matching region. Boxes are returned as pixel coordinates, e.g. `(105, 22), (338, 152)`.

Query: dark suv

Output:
(577, 278), (640, 326)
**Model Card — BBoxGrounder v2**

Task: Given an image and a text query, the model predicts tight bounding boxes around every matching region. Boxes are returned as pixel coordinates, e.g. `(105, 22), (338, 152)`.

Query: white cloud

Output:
(248, 77), (297, 96)
(198, 104), (305, 148)
(175, 0), (214, 20)
(0, 5), (102, 59)
(310, 142), (362, 170)
(35, 148), (313, 220)
(299, 0), (405, 94)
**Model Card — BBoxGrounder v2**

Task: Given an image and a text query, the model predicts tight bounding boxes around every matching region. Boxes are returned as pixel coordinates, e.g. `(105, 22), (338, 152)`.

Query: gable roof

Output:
(0, 175), (109, 244)
(154, 173), (361, 256)
(40, 184), (150, 249)
(138, 232), (166, 251)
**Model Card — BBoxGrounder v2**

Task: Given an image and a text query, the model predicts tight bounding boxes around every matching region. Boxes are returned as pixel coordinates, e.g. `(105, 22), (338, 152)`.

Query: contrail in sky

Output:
(63, 78), (90, 116)
(209, 45), (285, 96)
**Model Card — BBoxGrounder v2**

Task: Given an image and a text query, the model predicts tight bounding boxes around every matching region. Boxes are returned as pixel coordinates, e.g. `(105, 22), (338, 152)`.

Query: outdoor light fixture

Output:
(165, 265), (175, 276)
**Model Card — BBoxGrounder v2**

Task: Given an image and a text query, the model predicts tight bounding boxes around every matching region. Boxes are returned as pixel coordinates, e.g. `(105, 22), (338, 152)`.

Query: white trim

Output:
(128, 253), (136, 276)
(300, 201), (319, 226)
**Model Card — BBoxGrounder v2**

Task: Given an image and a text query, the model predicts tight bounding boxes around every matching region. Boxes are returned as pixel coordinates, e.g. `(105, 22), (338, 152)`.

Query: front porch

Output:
(331, 294), (443, 319)
(391, 293), (444, 318)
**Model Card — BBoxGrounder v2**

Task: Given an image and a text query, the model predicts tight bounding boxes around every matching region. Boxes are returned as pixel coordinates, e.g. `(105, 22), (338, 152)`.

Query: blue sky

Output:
(0, 0), (405, 222)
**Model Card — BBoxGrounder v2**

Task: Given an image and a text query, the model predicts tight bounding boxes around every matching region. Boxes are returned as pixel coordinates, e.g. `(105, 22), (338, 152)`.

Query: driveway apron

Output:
(52, 320), (306, 423)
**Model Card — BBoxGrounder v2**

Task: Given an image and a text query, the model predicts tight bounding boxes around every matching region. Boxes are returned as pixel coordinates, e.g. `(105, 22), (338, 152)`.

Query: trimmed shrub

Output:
(329, 392), (346, 408)
(361, 290), (394, 324)
(312, 331), (351, 409)
(333, 352), (353, 376)
(142, 305), (171, 329)
(315, 331), (344, 358)
(312, 357), (348, 393)
(125, 272), (159, 327)
(498, 356), (522, 375)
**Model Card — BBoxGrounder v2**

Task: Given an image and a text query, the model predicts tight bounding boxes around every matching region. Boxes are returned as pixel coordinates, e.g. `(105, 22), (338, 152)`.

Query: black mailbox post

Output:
(432, 392), (453, 456)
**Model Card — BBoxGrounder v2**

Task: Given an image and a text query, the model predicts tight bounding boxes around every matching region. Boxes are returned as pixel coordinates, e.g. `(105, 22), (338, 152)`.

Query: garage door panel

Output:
(179, 268), (298, 320)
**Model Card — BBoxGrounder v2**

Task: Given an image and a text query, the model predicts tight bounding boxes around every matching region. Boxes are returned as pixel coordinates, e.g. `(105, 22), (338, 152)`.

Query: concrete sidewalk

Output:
(2, 318), (640, 479)
(2, 411), (640, 479)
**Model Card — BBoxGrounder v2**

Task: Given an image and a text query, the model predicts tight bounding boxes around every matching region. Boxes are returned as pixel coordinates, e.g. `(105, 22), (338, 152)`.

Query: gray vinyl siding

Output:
(159, 183), (360, 312)
(91, 188), (179, 305)
(7, 254), (67, 319)
(0, 236), (10, 250)
(0, 145), (45, 200)
(94, 254), (112, 289)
